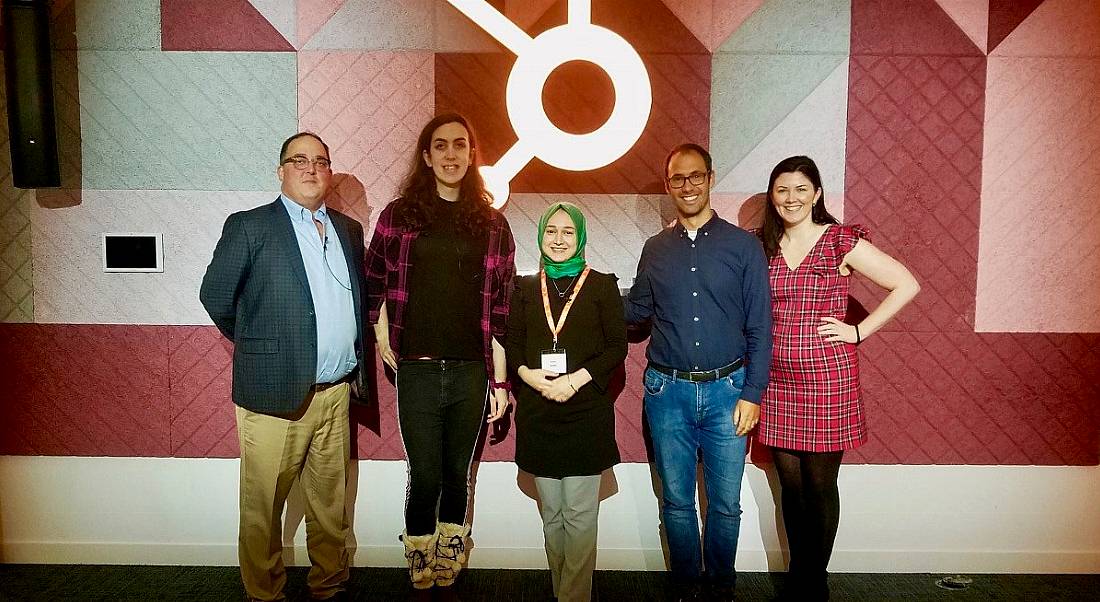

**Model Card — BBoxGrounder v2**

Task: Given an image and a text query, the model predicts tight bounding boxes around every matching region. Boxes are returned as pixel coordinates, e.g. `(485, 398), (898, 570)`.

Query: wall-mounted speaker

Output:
(3, 0), (60, 188)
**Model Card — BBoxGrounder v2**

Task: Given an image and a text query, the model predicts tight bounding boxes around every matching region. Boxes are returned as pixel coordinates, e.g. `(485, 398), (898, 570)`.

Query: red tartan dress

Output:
(758, 224), (869, 452)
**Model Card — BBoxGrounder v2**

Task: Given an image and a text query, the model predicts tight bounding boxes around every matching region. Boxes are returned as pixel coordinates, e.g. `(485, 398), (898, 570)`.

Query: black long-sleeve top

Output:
(506, 270), (628, 478)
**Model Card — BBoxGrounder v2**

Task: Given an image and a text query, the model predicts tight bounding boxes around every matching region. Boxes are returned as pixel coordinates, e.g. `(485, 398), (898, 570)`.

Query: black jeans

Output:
(396, 359), (488, 536)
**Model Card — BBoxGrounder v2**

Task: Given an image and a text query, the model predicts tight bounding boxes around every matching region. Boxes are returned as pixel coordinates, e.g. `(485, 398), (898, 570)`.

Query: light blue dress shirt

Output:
(280, 194), (358, 384)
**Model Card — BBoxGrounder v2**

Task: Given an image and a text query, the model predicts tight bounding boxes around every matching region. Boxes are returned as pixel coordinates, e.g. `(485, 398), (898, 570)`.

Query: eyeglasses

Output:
(667, 172), (709, 189)
(282, 156), (332, 171)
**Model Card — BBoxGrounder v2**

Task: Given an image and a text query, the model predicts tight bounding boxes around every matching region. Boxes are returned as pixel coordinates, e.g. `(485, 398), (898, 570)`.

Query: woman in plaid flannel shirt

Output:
(756, 156), (920, 601)
(365, 113), (515, 600)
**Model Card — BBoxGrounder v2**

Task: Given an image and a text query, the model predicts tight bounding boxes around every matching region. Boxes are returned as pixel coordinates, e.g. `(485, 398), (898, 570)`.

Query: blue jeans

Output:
(644, 365), (748, 588)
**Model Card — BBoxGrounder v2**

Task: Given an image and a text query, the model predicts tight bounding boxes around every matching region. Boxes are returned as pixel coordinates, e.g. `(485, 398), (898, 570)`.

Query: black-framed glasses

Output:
(667, 172), (708, 189)
(282, 156), (332, 171)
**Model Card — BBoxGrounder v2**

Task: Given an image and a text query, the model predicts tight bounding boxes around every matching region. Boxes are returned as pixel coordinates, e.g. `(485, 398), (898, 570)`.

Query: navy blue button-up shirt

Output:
(625, 213), (772, 402)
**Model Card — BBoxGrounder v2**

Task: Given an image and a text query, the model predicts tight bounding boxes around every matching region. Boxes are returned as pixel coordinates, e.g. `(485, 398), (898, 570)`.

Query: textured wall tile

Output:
(77, 51), (297, 190)
(71, 0), (162, 50)
(717, 0), (850, 55)
(0, 53), (34, 323)
(663, 0), (767, 53)
(845, 54), (986, 334)
(976, 57), (1100, 332)
(715, 58), (849, 207)
(298, 51), (434, 231)
(169, 326), (238, 457)
(297, 0), (349, 48)
(433, 0), (501, 52)
(0, 324), (171, 456)
(836, 46), (1100, 465)
(3, 323), (1095, 463)
(710, 53), (846, 186)
(249, 0), (297, 49)
(0, 190), (33, 323)
(303, 0), (433, 50)
(31, 190), (275, 325)
(992, 0), (1100, 57)
(849, 332), (1100, 465)
(162, 0), (294, 51)
(987, 0), (1045, 54)
(934, 0), (989, 54)
(503, 0), (557, 30)
(851, 0), (983, 56)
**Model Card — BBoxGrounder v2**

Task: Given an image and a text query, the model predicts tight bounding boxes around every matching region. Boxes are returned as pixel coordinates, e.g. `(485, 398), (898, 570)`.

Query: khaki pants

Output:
(235, 383), (351, 601)
(535, 475), (602, 602)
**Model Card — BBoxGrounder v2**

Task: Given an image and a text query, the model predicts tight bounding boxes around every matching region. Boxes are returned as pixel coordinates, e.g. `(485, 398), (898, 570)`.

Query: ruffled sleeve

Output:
(811, 224), (869, 274)
(835, 224), (869, 256)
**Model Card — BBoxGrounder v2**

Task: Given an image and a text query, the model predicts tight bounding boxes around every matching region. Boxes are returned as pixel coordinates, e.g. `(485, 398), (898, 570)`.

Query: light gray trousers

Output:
(535, 475), (602, 602)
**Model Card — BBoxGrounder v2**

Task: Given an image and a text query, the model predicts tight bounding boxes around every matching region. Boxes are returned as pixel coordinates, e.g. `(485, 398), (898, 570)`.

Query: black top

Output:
(402, 196), (486, 359)
(506, 270), (628, 478)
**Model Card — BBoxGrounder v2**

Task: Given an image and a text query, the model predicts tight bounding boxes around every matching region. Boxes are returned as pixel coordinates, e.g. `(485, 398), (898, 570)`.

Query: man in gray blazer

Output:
(200, 132), (366, 602)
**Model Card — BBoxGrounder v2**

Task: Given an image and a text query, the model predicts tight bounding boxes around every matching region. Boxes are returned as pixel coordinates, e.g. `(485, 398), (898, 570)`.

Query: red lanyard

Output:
(540, 266), (591, 348)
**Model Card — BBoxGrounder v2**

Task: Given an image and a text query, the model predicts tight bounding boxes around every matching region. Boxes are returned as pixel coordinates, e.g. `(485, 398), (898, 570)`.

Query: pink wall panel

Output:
(298, 0), (350, 49)
(0, 324), (171, 456)
(169, 326), (238, 458)
(161, 0), (294, 51)
(846, 0), (1099, 465)
(976, 57), (1100, 332)
(987, 0), (1045, 53)
(662, 0), (767, 52)
(849, 332), (1100, 465)
(298, 51), (434, 228)
(851, 0), (983, 56)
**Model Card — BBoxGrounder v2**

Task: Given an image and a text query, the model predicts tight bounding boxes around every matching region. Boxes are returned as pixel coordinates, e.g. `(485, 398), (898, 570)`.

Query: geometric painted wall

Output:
(0, 0), (1097, 465)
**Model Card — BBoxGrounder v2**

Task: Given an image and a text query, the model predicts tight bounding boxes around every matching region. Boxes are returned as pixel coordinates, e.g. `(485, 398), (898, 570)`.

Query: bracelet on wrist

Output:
(490, 380), (511, 391)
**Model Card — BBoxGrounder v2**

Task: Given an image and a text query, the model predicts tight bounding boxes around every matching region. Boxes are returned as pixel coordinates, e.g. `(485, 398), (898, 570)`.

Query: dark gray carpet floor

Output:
(0, 565), (1097, 601)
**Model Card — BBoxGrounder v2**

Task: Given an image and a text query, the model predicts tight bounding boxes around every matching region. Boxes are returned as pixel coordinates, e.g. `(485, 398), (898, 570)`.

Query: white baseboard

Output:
(3, 458), (1099, 574)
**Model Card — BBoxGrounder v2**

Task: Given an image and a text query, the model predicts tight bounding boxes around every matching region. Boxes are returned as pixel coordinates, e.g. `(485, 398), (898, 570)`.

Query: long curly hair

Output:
(759, 155), (838, 259)
(394, 113), (492, 234)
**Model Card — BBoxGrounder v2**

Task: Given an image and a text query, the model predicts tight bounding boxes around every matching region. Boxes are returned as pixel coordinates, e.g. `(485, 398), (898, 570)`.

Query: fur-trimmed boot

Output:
(401, 531), (436, 591)
(433, 522), (470, 587)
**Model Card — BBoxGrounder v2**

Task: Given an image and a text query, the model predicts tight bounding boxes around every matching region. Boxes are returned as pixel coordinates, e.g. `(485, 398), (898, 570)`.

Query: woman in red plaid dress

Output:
(756, 156), (919, 600)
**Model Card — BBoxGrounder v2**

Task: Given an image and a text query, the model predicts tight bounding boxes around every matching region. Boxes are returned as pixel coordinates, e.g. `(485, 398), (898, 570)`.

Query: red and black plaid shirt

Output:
(364, 200), (516, 374)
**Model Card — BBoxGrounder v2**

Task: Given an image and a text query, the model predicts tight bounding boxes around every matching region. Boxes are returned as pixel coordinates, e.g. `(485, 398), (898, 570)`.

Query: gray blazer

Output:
(200, 199), (369, 414)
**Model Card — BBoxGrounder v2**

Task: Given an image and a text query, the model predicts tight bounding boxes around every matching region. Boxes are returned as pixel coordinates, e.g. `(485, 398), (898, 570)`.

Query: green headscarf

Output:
(537, 202), (587, 278)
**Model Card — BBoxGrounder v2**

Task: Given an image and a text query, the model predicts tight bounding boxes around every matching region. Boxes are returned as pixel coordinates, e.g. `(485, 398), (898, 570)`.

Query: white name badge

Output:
(540, 349), (568, 374)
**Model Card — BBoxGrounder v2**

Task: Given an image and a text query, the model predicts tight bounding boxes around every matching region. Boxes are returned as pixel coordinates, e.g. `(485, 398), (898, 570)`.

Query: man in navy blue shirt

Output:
(625, 143), (772, 601)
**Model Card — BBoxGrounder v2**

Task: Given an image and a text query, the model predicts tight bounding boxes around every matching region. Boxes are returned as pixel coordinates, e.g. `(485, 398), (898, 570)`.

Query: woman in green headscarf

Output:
(505, 202), (628, 602)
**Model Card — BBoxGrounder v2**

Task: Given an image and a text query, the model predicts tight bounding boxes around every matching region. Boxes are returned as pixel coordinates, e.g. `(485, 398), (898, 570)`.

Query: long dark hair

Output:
(759, 155), (838, 259)
(395, 113), (492, 233)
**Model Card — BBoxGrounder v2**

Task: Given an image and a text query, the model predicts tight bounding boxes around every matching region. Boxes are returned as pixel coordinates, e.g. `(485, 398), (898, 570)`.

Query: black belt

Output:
(311, 371), (354, 392)
(649, 358), (743, 382)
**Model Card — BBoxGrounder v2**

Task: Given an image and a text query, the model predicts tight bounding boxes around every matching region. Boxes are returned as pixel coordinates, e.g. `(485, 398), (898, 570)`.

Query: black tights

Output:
(772, 447), (843, 597)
